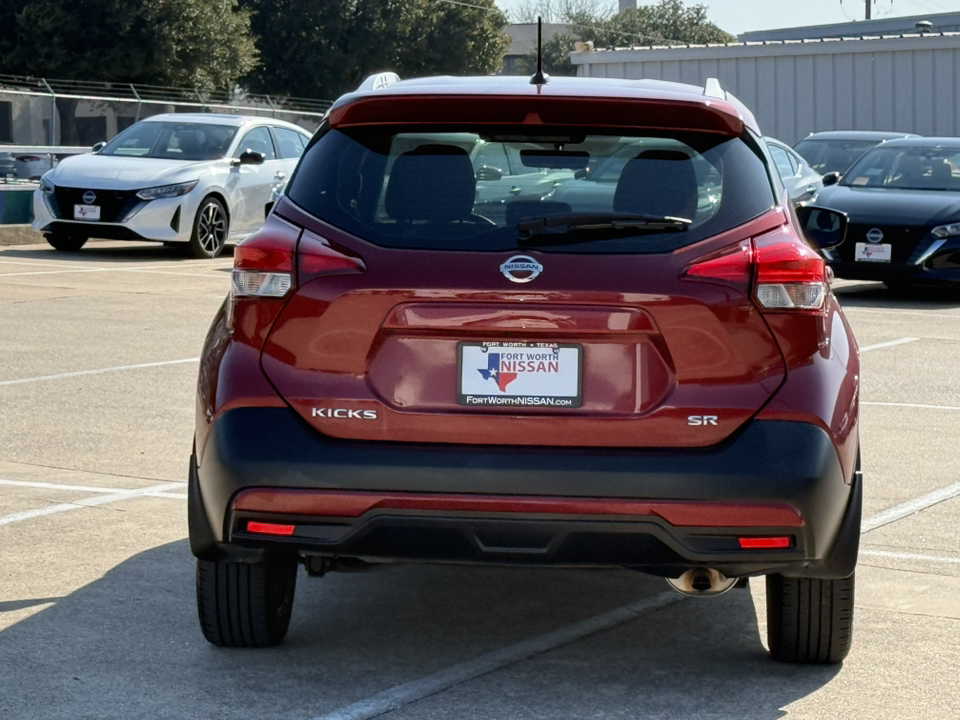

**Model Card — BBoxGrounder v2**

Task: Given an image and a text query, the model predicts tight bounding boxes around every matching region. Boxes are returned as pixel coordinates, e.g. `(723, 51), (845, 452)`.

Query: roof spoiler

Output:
(356, 72), (400, 92)
(703, 77), (761, 135)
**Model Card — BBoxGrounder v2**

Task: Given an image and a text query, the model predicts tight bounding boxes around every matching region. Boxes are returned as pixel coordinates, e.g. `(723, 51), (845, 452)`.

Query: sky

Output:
(493, 0), (957, 35)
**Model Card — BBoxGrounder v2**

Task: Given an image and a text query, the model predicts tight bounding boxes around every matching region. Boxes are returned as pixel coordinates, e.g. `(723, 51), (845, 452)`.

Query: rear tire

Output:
(766, 573), (855, 663)
(45, 233), (87, 252)
(188, 197), (228, 259)
(196, 552), (297, 647)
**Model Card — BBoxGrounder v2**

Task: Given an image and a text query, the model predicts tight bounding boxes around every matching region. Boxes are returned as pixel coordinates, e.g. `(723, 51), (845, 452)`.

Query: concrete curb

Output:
(0, 225), (44, 246)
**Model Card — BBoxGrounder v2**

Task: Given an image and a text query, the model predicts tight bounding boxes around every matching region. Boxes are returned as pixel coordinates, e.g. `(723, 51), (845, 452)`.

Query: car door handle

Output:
(275, 171), (287, 180)
(806, 184), (816, 193)
(510, 186), (522, 195)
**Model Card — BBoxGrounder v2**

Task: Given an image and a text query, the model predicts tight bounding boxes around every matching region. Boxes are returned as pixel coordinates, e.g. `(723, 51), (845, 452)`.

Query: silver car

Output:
(33, 113), (312, 258)
(765, 137), (824, 205)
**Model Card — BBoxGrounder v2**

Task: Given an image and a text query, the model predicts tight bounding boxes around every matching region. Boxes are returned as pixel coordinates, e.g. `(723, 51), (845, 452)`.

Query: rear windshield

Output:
(841, 145), (960, 192)
(286, 126), (775, 254)
(793, 138), (880, 175)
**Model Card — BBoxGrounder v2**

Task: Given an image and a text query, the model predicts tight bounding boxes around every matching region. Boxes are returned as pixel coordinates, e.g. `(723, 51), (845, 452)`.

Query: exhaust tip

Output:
(666, 568), (737, 597)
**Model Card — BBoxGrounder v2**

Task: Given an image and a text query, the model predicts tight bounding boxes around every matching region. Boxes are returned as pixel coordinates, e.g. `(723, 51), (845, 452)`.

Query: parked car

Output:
(190, 73), (860, 664)
(0, 145), (57, 181)
(794, 131), (919, 177)
(815, 136), (960, 287)
(32, 113), (312, 258)
(765, 136), (824, 204)
(14, 152), (56, 180)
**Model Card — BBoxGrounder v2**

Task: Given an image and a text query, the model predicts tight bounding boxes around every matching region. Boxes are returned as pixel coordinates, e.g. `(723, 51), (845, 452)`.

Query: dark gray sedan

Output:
(815, 137), (960, 287)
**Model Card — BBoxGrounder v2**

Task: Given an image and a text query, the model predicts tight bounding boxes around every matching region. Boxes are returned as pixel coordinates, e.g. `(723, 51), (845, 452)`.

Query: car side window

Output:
(273, 127), (307, 159)
(235, 127), (277, 161)
(473, 142), (508, 173)
(769, 145), (797, 179)
(786, 149), (802, 174)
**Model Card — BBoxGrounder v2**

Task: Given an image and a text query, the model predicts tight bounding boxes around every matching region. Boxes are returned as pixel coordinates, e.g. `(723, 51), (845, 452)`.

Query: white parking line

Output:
(0, 266), (226, 280)
(859, 337), (919, 352)
(0, 482), (184, 527)
(843, 307), (960, 320)
(309, 591), (684, 720)
(861, 549), (960, 566)
(863, 401), (960, 411)
(307, 477), (960, 720)
(0, 256), (232, 270)
(862, 481), (960, 533)
(0, 268), (110, 278)
(0, 357), (199, 387)
(0, 478), (186, 499)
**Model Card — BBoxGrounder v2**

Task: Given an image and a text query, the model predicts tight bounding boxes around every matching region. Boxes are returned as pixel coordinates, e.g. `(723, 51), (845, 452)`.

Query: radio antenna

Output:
(530, 16), (549, 85)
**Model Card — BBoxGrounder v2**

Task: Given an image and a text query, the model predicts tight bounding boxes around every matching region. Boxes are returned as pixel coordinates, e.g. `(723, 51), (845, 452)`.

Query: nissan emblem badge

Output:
(500, 255), (543, 283)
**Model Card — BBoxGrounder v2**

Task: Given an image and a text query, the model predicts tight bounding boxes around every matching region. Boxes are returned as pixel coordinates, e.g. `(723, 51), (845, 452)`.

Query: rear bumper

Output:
(191, 408), (858, 578)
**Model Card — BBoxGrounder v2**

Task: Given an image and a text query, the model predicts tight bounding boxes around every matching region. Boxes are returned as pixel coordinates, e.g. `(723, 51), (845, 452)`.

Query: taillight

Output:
(682, 240), (752, 286)
(227, 217), (301, 340)
(753, 226), (827, 311)
(232, 218), (300, 298)
(227, 217), (365, 343)
(298, 229), (365, 283)
(683, 225), (826, 312)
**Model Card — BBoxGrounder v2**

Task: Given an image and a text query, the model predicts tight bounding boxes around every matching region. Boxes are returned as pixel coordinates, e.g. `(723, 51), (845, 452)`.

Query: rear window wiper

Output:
(516, 213), (691, 247)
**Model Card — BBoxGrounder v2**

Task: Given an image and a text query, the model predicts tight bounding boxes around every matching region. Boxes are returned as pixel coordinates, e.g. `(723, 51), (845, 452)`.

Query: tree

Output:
(241, 0), (511, 101)
(0, 0), (257, 144)
(510, 0), (614, 23)
(515, 0), (735, 77)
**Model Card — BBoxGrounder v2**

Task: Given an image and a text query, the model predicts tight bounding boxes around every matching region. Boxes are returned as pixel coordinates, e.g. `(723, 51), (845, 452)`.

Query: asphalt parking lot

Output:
(1, 239), (959, 719)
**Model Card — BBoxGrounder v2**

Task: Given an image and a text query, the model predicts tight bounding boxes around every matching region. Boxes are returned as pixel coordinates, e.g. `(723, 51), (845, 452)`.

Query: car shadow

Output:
(0, 241), (235, 264)
(0, 540), (840, 719)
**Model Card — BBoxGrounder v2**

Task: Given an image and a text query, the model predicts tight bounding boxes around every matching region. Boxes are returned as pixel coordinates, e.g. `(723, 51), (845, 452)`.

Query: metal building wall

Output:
(572, 34), (960, 145)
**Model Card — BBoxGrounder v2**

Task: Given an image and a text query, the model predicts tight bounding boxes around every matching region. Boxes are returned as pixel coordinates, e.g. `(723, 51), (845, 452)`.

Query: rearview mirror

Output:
(475, 165), (503, 182)
(92, 141), (106, 153)
(796, 205), (848, 250)
(519, 150), (590, 170)
(822, 171), (841, 187)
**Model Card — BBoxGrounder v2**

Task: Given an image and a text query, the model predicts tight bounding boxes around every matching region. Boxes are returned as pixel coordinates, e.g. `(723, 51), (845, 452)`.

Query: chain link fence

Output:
(0, 73), (332, 151)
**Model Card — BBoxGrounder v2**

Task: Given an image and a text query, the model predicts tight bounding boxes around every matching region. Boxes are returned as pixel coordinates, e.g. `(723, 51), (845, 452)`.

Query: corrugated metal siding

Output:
(572, 35), (960, 144)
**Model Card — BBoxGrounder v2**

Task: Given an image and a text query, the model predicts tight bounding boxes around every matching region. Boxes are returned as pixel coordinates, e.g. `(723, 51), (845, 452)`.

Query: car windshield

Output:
(793, 138), (881, 175)
(841, 145), (960, 192)
(100, 121), (238, 161)
(286, 126), (775, 254)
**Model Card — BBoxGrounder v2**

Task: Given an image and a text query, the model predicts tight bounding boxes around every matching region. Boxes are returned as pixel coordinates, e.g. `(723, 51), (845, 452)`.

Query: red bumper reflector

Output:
(738, 536), (791, 549)
(234, 490), (804, 528)
(246, 521), (296, 536)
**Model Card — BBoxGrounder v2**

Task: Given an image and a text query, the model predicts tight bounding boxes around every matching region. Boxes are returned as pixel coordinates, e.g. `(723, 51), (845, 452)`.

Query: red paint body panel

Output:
(233, 488), (805, 528)
(329, 95), (743, 136)
(259, 204), (789, 447)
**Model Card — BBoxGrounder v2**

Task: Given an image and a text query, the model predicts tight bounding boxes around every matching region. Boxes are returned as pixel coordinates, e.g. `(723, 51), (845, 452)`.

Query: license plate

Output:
(458, 342), (582, 408)
(854, 242), (891, 262)
(74, 204), (100, 221)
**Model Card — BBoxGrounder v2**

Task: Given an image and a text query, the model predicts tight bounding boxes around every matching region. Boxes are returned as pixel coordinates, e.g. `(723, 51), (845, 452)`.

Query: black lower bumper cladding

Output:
(191, 408), (859, 578)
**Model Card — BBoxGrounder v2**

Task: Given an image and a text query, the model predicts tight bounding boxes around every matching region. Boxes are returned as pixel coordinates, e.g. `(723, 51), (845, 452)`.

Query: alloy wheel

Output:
(197, 202), (227, 255)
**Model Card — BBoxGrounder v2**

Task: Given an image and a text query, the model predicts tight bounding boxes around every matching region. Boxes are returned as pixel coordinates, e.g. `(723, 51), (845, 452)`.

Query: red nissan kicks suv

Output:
(190, 73), (861, 663)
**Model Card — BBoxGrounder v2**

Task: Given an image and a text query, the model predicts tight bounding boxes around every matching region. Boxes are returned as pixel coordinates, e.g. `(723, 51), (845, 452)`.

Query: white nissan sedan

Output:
(33, 113), (312, 258)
